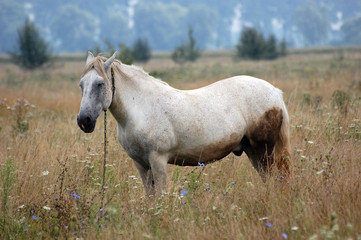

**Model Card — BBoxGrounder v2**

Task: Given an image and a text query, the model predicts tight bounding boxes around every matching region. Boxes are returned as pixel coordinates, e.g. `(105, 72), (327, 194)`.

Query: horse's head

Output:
(77, 51), (116, 133)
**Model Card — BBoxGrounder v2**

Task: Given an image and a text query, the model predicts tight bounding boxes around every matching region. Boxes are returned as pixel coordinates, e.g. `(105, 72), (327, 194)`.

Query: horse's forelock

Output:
(81, 56), (109, 82)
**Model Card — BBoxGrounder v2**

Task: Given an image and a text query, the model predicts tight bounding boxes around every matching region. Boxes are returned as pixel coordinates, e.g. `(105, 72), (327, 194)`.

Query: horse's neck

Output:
(109, 65), (169, 127)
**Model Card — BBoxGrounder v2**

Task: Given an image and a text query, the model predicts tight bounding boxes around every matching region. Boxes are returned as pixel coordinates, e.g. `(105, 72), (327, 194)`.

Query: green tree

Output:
(236, 28), (285, 60)
(236, 28), (265, 60)
(10, 19), (51, 69)
(279, 39), (287, 56)
(118, 43), (133, 65)
(264, 35), (278, 59)
(132, 38), (151, 62)
(172, 26), (200, 64)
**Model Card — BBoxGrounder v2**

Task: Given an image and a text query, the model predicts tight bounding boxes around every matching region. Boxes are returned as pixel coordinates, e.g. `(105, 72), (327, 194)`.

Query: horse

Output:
(77, 52), (291, 196)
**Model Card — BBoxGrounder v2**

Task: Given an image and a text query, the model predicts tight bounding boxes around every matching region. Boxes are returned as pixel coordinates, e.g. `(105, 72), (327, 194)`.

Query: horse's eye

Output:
(97, 82), (104, 88)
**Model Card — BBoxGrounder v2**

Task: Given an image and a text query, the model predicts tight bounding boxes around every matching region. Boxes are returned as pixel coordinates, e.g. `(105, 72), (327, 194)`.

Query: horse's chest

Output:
(117, 127), (151, 165)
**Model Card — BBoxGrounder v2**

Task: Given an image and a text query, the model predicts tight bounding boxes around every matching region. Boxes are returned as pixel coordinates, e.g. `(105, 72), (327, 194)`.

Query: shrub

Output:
(236, 28), (265, 60)
(118, 43), (134, 65)
(172, 26), (200, 64)
(132, 38), (151, 62)
(9, 19), (51, 69)
(236, 27), (286, 60)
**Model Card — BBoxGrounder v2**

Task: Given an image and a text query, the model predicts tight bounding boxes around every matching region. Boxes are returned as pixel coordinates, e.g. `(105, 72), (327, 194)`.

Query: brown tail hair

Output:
(274, 104), (291, 178)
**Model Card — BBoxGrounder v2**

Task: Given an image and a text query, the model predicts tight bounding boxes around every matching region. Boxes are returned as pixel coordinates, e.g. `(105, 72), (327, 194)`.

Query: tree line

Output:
(11, 19), (290, 69)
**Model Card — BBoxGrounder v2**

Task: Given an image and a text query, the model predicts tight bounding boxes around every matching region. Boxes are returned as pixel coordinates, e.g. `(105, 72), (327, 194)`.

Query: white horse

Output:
(77, 52), (291, 196)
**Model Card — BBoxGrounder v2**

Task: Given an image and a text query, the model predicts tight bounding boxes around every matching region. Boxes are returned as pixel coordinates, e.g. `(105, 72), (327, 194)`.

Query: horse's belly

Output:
(169, 137), (240, 166)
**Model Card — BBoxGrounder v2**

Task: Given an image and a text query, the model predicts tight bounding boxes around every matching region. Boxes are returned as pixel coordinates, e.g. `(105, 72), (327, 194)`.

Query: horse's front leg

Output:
(149, 152), (168, 196)
(134, 161), (155, 196)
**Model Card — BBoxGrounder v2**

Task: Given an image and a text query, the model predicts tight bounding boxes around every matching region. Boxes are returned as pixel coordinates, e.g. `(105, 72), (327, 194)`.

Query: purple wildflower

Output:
(198, 162), (205, 167)
(181, 190), (188, 196)
(32, 215), (37, 220)
(282, 233), (288, 239)
(265, 222), (272, 227)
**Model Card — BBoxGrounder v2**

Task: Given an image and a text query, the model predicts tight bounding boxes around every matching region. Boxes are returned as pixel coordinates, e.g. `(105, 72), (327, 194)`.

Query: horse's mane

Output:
(82, 56), (169, 86)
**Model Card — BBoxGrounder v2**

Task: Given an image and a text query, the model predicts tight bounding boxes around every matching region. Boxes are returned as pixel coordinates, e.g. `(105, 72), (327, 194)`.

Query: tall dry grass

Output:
(0, 50), (360, 239)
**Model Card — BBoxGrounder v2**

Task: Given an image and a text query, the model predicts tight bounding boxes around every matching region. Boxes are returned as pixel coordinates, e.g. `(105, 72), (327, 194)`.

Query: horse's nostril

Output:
(85, 116), (91, 123)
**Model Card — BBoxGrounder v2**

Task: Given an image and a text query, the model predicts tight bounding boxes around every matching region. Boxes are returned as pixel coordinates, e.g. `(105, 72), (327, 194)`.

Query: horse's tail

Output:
(274, 99), (291, 178)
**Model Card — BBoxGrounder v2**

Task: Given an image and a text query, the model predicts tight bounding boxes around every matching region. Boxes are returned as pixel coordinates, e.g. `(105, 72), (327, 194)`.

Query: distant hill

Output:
(1, 0), (361, 53)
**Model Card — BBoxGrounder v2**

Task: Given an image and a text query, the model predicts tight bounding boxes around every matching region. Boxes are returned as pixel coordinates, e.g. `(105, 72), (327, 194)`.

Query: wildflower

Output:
(103, 186), (108, 189)
(223, 192), (226, 195)
(43, 206), (51, 211)
(181, 201), (185, 205)
(181, 190), (188, 196)
(37, 232), (41, 235)
(42, 170), (49, 176)
(32, 215), (37, 220)
(18, 204), (25, 209)
(73, 231), (77, 235)
(24, 228), (28, 232)
(232, 181), (235, 185)
(100, 223), (103, 228)
(291, 226), (299, 231)
(65, 226), (69, 229)
(265, 222), (272, 227)
(206, 186), (210, 190)
(100, 208), (103, 212)
(105, 215), (109, 219)
(282, 233), (288, 239)
(198, 162), (205, 167)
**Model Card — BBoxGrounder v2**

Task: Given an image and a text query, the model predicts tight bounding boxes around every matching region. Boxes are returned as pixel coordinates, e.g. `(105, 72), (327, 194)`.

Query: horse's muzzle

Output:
(77, 114), (96, 133)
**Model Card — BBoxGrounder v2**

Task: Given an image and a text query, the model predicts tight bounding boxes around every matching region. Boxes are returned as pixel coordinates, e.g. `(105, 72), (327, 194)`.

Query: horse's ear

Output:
(104, 52), (117, 70)
(86, 51), (94, 64)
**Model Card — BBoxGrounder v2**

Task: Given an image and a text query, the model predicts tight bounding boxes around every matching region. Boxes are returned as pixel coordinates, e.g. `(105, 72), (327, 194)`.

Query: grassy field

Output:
(0, 49), (360, 239)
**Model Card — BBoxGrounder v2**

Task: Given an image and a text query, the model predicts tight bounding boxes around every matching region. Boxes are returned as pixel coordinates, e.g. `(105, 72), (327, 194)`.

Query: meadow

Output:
(0, 48), (360, 239)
